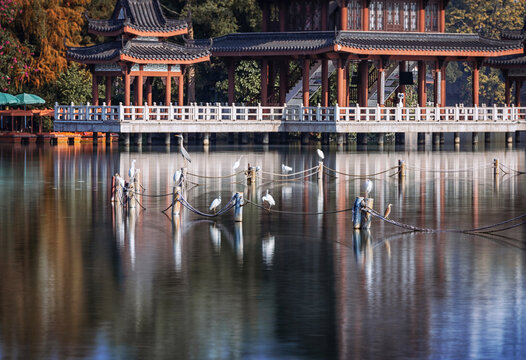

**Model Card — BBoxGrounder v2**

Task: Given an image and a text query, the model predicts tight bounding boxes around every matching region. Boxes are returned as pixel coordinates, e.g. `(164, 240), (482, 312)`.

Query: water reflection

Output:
(262, 233), (275, 266)
(0, 143), (525, 359)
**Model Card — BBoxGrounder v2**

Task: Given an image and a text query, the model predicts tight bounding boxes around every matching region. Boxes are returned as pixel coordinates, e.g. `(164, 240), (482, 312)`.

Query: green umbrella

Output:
(15, 93), (45, 105)
(0, 92), (20, 105)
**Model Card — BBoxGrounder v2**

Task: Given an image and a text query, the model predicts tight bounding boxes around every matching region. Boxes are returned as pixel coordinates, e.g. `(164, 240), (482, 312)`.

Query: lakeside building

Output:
(66, 0), (210, 107)
(56, 0), (526, 145)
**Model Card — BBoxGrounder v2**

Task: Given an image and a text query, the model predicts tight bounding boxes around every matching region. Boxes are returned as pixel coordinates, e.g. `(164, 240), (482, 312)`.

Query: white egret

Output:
(361, 179), (373, 197)
(175, 134), (192, 164)
(116, 174), (125, 189)
(383, 204), (392, 219)
(317, 149), (325, 160)
(173, 169), (182, 186)
(255, 165), (261, 172)
(128, 159), (136, 181)
(232, 155), (243, 172)
(209, 194), (222, 214)
(281, 164), (292, 174)
(262, 189), (275, 209)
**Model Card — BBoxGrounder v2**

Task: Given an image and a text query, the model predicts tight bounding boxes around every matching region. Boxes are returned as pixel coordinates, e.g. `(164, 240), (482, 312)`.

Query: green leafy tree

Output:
(48, 63), (92, 104)
(446, 0), (526, 105)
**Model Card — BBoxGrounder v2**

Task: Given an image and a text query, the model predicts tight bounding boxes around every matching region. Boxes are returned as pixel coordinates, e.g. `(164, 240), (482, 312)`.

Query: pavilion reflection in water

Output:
(0, 144), (524, 358)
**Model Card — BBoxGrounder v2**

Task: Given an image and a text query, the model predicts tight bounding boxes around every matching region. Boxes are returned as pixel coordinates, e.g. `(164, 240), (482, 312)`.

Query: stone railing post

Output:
(119, 102), (124, 122)
(85, 102), (90, 121)
(334, 103), (339, 122)
(257, 103), (262, 121)
(101, 102), (106, 121)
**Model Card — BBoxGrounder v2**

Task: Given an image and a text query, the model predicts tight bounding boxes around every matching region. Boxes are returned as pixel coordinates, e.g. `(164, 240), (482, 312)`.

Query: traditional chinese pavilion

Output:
(210, 0), (524, 107)
(66, 0), (210, 107)
(486, 29), (526, 107)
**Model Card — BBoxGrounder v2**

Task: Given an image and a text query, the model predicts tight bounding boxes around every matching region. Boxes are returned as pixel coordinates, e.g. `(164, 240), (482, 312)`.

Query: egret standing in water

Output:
(362, 179), (373, 198)
(262, 189), (275, 209)
(128, 160), (136, 181)
(209, 194), (222, 214)
(317, 149), (325, 160)
(175, 134), (192, 164)
(281, 164), (292, 174)
(232, 155), (243, 172)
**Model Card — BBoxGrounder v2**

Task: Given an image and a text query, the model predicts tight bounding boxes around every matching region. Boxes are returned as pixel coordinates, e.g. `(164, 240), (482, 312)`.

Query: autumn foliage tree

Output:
(0, 0), (36, 92)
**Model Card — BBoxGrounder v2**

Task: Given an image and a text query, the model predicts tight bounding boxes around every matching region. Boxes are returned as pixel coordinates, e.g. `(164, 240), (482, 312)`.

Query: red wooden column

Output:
(92, 73), (99, 105)
(146, 78), (153, 105)
(124, 67), (131, 106)
(515, 80), (522, 107)
(178, 75), (184, 106)
(398, 61), (406, 106)
(261, 59), (269, 105)
(358, 60), (369, 107)
(105, 76), (112, 105)
(321, 2), (328, 30)
(262, 2), (269, 32)
(227, 60), (236, 105)
(137, 68), (143, 106)
(472, 61), (480, 106)
(279, 60), (288, 105)
(302, 58), (310, 107)
(418, 0), (425, 32)
(418, 61), (426, 107)
(279, 1), (287, 32)
(321, 59), (329, 106)
(439, 1), (446, 32)
(346, 65), (350, 106)
(166, 67), (172, 106)
(504, 74), (511, 106)
(362, 0), (369, 30)
(337, 57), (346, 106)
(441, 62), (447, 106)
(341, 0), (348, 30)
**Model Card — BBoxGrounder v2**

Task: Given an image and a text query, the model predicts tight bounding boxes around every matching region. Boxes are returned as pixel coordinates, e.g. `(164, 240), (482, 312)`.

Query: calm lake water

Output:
(0, 141), (525, 359)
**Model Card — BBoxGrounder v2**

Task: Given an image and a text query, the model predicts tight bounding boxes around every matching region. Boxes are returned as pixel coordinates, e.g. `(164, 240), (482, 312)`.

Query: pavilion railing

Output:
(54, 102), (526, 124)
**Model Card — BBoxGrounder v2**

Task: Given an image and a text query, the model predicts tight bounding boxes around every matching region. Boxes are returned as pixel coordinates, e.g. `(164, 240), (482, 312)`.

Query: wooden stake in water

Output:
(173, 186), (182, 216)
(352, 197), (364, 229)
(494, 158), (500, 176)
(360, 198), (374, 230)
(398, 160), (406, 180)
(317, 161), (324, 181)
(234, 192), (244, 222)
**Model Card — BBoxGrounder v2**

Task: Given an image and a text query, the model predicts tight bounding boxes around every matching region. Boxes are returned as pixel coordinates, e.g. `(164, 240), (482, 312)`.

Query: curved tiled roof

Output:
(67, 39), (210, 63)
(67, 41), (122, 62)
(486, 54), (526, 66)
(500, 29), (525, 41)
(210, 32), (335, 53)
(86, 0), (187, 35)
(336, 31), (520, 53)
(209, 31), (522, 56)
